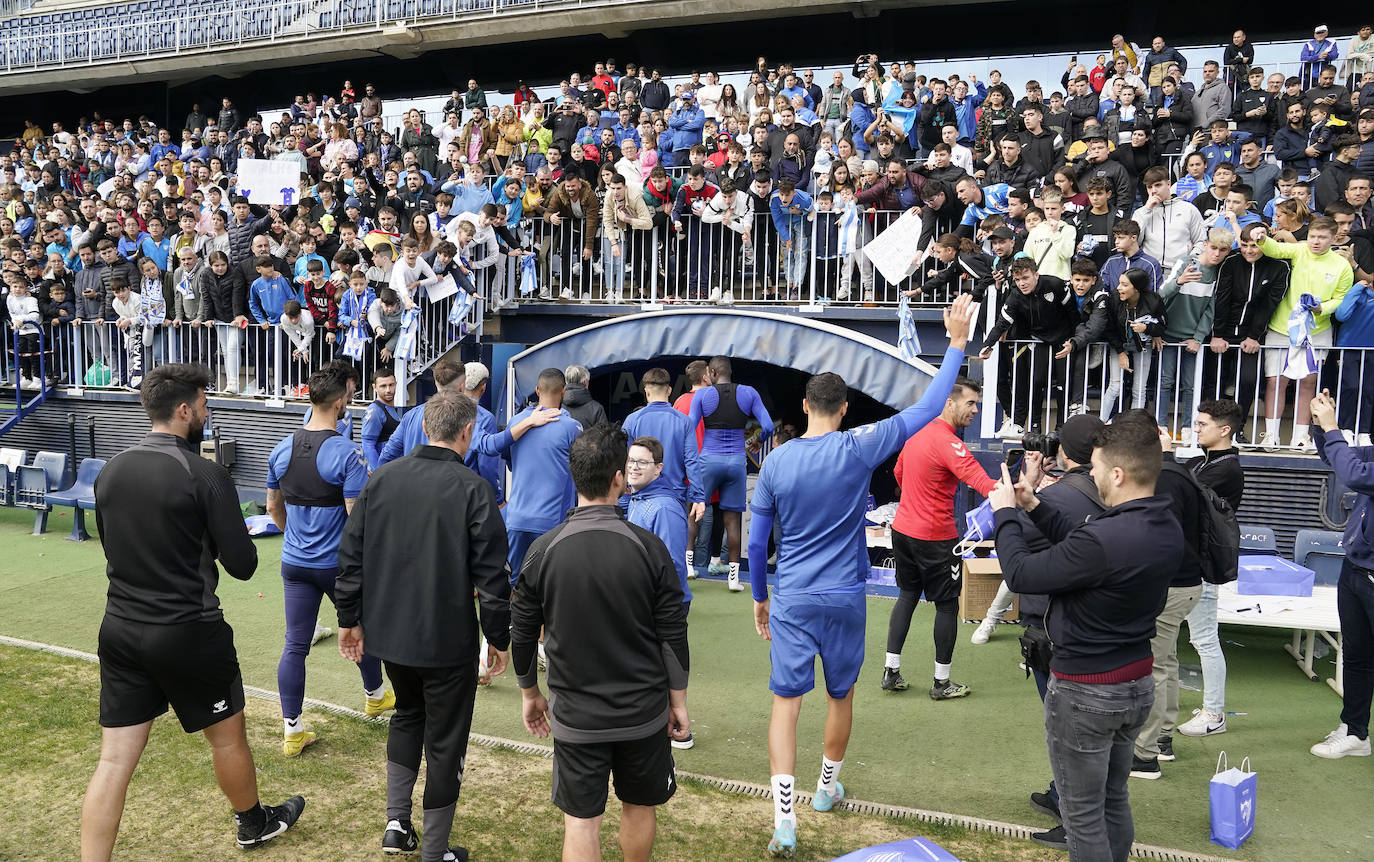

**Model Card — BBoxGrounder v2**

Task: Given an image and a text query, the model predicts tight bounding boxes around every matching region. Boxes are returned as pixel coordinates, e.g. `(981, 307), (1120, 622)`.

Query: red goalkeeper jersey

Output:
(892, 418), (997, 541)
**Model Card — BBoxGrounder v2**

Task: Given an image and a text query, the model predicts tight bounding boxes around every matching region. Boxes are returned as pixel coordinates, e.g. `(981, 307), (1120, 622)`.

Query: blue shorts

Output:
(700, 453), (747, 512)
(507, 528), (543, 588)
(769, 590), (867, 699)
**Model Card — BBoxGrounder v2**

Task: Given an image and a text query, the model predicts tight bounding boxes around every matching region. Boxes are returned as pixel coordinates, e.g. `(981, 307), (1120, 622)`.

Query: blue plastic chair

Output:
(47, 458), (103, 542)
(1239, 525), (1278, 555)
(15, 465), (50, 534)
(30, 451), (68, 491)
(0, 464), (12, 507)
(1294, 529), (1345, 587)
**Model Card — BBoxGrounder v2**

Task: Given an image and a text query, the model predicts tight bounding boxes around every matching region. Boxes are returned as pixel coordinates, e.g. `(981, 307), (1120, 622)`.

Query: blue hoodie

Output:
(668, 104), (706, 152)
(248, 274), (301, 324)
(950, 81), (986, 144)
(849, 102), (875, 155)
(622, 401), (703, 503)
(769, 189), (815, 242)
(627, 478), (691, 603)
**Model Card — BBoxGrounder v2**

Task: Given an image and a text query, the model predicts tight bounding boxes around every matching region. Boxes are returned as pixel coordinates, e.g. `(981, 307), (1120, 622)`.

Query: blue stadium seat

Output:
(1239, 525), (1277, 555)
(1294, 530), (1345, 587)
(15, 465), (50, 534)
(0, 465), (12, 507)
(30, 451), (67, 491)
(47, 458), (103, 542)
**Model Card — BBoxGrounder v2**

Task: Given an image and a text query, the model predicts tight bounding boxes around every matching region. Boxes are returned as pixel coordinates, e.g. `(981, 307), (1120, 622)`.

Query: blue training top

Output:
(474, 406), (583, 533)
(266, 431), (368, 569)
(748, 346), (965, 600)
(686, 382), (775, 456)
(622, 400), (704, 503)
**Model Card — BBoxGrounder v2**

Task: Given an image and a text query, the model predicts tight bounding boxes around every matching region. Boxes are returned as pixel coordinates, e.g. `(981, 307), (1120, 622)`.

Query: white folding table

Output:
(1216, 583), (1343, 697)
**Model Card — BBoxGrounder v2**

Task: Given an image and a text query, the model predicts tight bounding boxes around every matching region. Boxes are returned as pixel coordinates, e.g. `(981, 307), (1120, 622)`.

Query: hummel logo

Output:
(211, 700), (228, 714)
(950, 563), (962, 582)
(951, 442), (968, 457)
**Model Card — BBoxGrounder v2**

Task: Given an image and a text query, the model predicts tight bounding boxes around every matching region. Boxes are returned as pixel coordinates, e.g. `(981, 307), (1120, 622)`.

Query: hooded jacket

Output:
(627, 478), (692, 602)
(562, 384), (607, 429)
(1211, 250), (1291, 342)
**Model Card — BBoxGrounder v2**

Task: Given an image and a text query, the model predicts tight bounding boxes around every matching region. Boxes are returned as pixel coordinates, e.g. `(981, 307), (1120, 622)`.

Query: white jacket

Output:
(6, 293), (40, 334)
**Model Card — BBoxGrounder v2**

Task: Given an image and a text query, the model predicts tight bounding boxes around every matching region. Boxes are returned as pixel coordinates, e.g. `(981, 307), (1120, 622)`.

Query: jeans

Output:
(1156, 344), (1200, 430)
(1134, 584), (1202, 757)
(780, 230), (809, 289)
(1101, 349), (1154, 420)
(1339, 560), (1374, 739)
(277, 563), (383, 719)
(1185, 582), (1227, 715)
(1045, 676), (1154, 862)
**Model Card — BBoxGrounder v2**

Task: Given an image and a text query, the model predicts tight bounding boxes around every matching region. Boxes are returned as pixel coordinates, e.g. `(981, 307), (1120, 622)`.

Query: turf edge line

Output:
(0, 635), (1234, 862)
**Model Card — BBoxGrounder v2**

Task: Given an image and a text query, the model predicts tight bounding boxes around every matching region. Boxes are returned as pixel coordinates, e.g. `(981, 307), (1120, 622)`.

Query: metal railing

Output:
(0, 284), (481, 406)
(987, 336), (1374, 453)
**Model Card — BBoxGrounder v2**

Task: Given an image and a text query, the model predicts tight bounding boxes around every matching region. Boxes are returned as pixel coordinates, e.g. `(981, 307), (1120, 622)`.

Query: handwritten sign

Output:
(861, 209), (923, 286)
(236, 159), (301, 207)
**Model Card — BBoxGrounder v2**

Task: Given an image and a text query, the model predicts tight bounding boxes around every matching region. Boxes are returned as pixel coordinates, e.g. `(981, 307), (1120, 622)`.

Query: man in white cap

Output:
(1302, 25), (1340, 88)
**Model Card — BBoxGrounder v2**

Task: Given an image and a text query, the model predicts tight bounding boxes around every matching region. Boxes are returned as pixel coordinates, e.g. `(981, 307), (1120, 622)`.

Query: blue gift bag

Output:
(830, 837), (961, 861)
(1209, 752), (1256, 850)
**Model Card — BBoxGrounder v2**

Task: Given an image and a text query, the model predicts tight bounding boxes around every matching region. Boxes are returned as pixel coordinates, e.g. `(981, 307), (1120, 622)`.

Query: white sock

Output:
(771, 773), (796, 828)
(1265, 418), (1280, 438)
(365, 684), (386, 699)
(729, 562), (740, 581)
(685, 550), (695, 569)
(884, 652), (901, 670)
(818, 757), (842, 795)
(538, 641), (548, 663)
(284, 715), (303, 734)
(934, 661), (951, 681)
(1292, 423), (1309, 443)
(710, 556), (722, 568)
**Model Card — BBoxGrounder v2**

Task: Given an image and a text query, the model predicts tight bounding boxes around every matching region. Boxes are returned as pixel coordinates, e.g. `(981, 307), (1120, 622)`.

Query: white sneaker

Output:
(1067, 403), (1087, 417)
(996, 421), (1025, 440)
(708, 286), (721, 303)
(1310, 723), (1372, 759)
(1257, 431), (1280, 452)
(20, 376), (37, 391)
(571, 263), (583, 278)
(717, 290), (734, 305)
(1177, 708), (1226, 737)
(1343, 430), (1357, 445)
(1291, 433), (1314, 453)
(862, 289), (875, 302)
(836, 286), (851, 301)
(727, 574), (745, 592)
(970, 618), (998, 645)
(310, 624), (334, 646)
(1360, 433), (1373, 447)
(538, 288), (552, 300)
(559, 287), (573, 300)
(592, 261), (603, 276)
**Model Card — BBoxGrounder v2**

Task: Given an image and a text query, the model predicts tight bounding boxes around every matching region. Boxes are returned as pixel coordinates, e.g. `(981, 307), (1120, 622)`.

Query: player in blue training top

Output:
(686, 355), (774, 592)
(472, 367), (584, 587)
(747, 294), (973, 858)
(265, 362), (393, 757)
(359, 368), (406, 471)
(622, 367), (705, 515)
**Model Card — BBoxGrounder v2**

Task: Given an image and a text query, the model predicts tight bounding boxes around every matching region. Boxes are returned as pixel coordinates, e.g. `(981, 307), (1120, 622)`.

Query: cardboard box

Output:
(959, 541), (1018, 622)
(1237, 555), (1315, 597)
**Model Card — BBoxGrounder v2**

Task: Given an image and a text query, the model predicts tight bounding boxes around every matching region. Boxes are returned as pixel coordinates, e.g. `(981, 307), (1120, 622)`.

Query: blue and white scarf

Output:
(837, 202), (861, 258)
(448, 287), (478, 339)
(897, 294), (922, 361)
(392, 308), (420, 362)
(341, 320), (369, 360)
(1283, 293), (1323, 380)
(140, 277), (166, 326)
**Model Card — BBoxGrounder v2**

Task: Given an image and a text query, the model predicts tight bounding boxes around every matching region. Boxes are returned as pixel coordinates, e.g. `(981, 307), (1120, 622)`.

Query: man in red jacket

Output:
(883, 376), (997, 698)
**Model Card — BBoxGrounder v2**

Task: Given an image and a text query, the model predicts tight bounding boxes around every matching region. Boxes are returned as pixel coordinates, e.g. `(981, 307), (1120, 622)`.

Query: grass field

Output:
(0, 505), (1369, 860)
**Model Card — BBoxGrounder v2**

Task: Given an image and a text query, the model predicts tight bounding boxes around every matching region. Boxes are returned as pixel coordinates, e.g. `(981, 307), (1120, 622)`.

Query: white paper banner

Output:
(236, 159), (302, 207)
(427, 273), (459, 302)
(861, 209), (923, 285)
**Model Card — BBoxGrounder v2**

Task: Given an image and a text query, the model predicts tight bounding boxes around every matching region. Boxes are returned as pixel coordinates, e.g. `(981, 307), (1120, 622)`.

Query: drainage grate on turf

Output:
(0, 635), (1232, 862)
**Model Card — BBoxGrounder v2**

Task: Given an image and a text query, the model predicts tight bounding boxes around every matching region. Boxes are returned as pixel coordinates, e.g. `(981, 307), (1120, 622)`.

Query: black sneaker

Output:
(880, 667), (909, 692)
(1129, 756), (1161, 780)
(382, 818), (418, 854)
(929, 678), (971, 700)
(1031, 824), (1068, 851)
(236, 795), (306, 848)
(441, 848), (469, 862)
(1156, 734), (1175, 762)
(1029, 790), (1061, 822)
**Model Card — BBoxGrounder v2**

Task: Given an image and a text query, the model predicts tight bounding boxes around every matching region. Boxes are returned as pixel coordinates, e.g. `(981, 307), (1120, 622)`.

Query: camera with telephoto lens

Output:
(1023, 431), (1060, 459)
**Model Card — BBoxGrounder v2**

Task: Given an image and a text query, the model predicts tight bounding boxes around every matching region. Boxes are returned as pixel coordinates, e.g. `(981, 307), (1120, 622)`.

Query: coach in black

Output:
(990, 420), (1182, 862)
(336, 391), (510, 862)
(82, 364), (305, 860)
(512, 423), (691, 862)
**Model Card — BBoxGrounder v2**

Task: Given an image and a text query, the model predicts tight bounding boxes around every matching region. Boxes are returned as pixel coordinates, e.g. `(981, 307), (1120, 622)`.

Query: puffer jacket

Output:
(196, 265), (248, 322)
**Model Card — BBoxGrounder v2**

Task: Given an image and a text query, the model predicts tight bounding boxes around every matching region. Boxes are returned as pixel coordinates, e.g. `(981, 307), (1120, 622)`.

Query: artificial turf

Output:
(0, 505), (1365, 860)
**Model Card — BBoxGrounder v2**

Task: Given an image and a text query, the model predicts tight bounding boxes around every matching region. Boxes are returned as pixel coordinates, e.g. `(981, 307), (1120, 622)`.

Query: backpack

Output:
(1163, 458), (1241, 584)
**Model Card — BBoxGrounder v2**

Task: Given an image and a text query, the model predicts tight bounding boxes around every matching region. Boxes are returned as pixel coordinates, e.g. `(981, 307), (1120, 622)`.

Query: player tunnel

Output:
(503, 310), (944, 500)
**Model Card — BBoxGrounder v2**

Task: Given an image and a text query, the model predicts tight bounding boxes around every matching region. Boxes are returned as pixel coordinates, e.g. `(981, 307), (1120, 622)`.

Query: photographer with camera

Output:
(991, 418), (1182, 861)
(973, 415), (1108, 850)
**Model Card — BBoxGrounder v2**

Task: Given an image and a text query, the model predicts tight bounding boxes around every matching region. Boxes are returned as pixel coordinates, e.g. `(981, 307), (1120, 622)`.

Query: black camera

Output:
(1023, 431), (1060, 459)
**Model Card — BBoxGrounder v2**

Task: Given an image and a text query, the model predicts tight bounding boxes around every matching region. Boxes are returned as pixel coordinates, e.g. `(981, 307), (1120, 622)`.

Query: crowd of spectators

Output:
(2, 25), (1373, 444)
